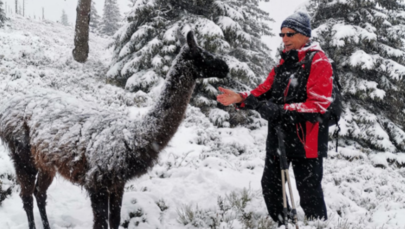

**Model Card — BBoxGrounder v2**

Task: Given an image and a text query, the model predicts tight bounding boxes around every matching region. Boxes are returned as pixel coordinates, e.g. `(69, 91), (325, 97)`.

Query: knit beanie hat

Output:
(280, 11), (311, 37)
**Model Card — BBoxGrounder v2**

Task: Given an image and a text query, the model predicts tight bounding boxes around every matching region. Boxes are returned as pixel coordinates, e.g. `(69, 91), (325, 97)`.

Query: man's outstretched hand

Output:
(217, 87), (243, 106)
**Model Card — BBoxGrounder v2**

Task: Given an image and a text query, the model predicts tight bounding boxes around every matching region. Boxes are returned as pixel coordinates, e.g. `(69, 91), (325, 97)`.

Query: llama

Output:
(0, 31), (229, 229)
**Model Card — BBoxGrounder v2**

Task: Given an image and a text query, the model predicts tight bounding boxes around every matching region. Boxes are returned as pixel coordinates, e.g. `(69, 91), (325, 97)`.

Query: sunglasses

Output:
(279, 32), (298, 38)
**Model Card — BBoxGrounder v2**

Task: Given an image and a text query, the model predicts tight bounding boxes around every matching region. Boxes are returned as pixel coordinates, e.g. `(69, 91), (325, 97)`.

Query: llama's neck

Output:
(139, 61), (195, 153)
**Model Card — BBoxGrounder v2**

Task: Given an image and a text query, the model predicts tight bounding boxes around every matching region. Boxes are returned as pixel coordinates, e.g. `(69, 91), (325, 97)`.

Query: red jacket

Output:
(241, 42), (333, 158)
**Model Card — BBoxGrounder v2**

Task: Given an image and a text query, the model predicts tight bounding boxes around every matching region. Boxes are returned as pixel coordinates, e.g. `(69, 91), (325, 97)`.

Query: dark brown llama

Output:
(0, 31), (229, 229)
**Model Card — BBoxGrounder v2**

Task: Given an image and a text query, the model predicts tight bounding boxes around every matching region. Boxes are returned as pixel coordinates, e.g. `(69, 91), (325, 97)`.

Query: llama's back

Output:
(0, 92), (144, 186)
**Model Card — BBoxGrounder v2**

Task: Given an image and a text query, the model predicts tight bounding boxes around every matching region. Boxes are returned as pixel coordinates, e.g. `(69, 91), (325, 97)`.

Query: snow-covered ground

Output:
(1, 15), (405, 229)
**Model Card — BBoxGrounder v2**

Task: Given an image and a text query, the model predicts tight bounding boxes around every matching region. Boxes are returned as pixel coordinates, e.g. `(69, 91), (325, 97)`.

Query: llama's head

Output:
(179, 31), (229, 79)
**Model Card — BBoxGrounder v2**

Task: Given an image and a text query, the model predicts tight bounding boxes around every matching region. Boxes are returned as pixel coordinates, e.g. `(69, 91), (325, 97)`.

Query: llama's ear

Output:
(187, 31), (199, 53)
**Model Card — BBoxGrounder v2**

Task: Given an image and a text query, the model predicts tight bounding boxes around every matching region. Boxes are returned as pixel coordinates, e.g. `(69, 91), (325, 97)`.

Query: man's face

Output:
(281, 27), (309, 52)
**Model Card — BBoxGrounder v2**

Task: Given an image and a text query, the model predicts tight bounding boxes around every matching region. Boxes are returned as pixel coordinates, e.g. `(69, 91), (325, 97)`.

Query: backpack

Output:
(328, 62), (343, 126)
(302, 51), (343, 152)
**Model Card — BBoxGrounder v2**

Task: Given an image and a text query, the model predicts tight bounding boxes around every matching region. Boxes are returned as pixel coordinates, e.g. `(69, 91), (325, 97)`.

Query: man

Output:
(217, 11), (333, 226)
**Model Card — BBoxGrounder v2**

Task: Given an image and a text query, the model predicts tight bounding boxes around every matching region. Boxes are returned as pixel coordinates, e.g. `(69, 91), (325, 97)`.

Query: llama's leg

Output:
(14, 158), (38, 229)
(34, 171), (54, 229)
(89, 188), (109, 229)
(109, 185), (124, 229)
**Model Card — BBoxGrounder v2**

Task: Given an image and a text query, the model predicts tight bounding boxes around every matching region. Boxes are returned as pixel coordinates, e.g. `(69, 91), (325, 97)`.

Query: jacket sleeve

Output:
(237, 63), (280, 108)
(283, 52), (333, 123)
(250, 68), (276, 97)
(242, 94), (283, 121)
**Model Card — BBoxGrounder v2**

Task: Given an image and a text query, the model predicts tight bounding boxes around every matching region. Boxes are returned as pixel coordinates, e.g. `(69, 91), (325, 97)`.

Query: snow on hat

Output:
(281, 11), (311, 37)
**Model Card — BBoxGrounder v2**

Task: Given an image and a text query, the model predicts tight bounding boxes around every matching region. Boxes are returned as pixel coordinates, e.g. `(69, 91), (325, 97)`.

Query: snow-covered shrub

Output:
(0, 177), (13, 206)
(176, 188), (275, 229)
(177, 204), (218, 228)
(121, 207), (147, 228)
(0, 144), (15, 207)
(209, 108), (230, 128)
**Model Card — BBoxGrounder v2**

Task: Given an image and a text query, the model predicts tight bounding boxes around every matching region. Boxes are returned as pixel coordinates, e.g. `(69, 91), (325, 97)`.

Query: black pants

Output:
(261, 155), (327, 225)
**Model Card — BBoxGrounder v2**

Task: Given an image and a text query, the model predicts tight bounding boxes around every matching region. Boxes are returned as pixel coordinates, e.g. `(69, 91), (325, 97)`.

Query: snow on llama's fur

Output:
(0, 31), (229, 229)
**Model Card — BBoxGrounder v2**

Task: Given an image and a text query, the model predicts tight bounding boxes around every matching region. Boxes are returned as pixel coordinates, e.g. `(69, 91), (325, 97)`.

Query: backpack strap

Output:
(331, 62), (342, 91)
(332, 115), (341, 153)
(330, 61), (342, 153)
(300, 51), (319, 76)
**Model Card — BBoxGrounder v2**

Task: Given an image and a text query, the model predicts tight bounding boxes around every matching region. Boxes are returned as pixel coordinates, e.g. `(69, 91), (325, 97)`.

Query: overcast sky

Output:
(2, 0), (130, 24)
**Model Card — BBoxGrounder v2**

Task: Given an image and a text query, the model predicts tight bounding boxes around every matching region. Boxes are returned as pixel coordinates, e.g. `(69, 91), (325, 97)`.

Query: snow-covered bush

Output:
(0, 177), (13, 206)
(209, 108), (230, 127)
(0, 147), (15, 207)
(176, 188), (275, 229)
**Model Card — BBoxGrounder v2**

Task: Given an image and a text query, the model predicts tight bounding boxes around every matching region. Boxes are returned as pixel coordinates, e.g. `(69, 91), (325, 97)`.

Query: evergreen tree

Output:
(107, 0), (275, 127)
(128, 0), (135, 7)
(0, 0), (6, 27)
(89, 1), (100, 32)
(101, 0), (121, 36)
(61, 9), (69, 26)
(307, 0), (405, 153)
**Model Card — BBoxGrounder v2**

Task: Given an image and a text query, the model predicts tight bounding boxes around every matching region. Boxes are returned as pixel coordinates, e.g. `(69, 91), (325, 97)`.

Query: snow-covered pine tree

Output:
(128, 0), (136, 7)
(101, 0), (121, 36)
(61, 9), (69, 26)
(107, 0), (275, 127)
(0, 0), (6, 27)
(89, 1), (100, 32)
(307, 0), (405, 153)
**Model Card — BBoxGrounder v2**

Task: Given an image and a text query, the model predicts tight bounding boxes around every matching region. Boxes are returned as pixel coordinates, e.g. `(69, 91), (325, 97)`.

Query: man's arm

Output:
(217, 68), (277, 107)
(217, 58), (282, 107)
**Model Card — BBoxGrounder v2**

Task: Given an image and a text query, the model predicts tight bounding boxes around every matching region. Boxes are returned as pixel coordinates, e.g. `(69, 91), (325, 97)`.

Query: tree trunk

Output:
(72, 0), (92, 63)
